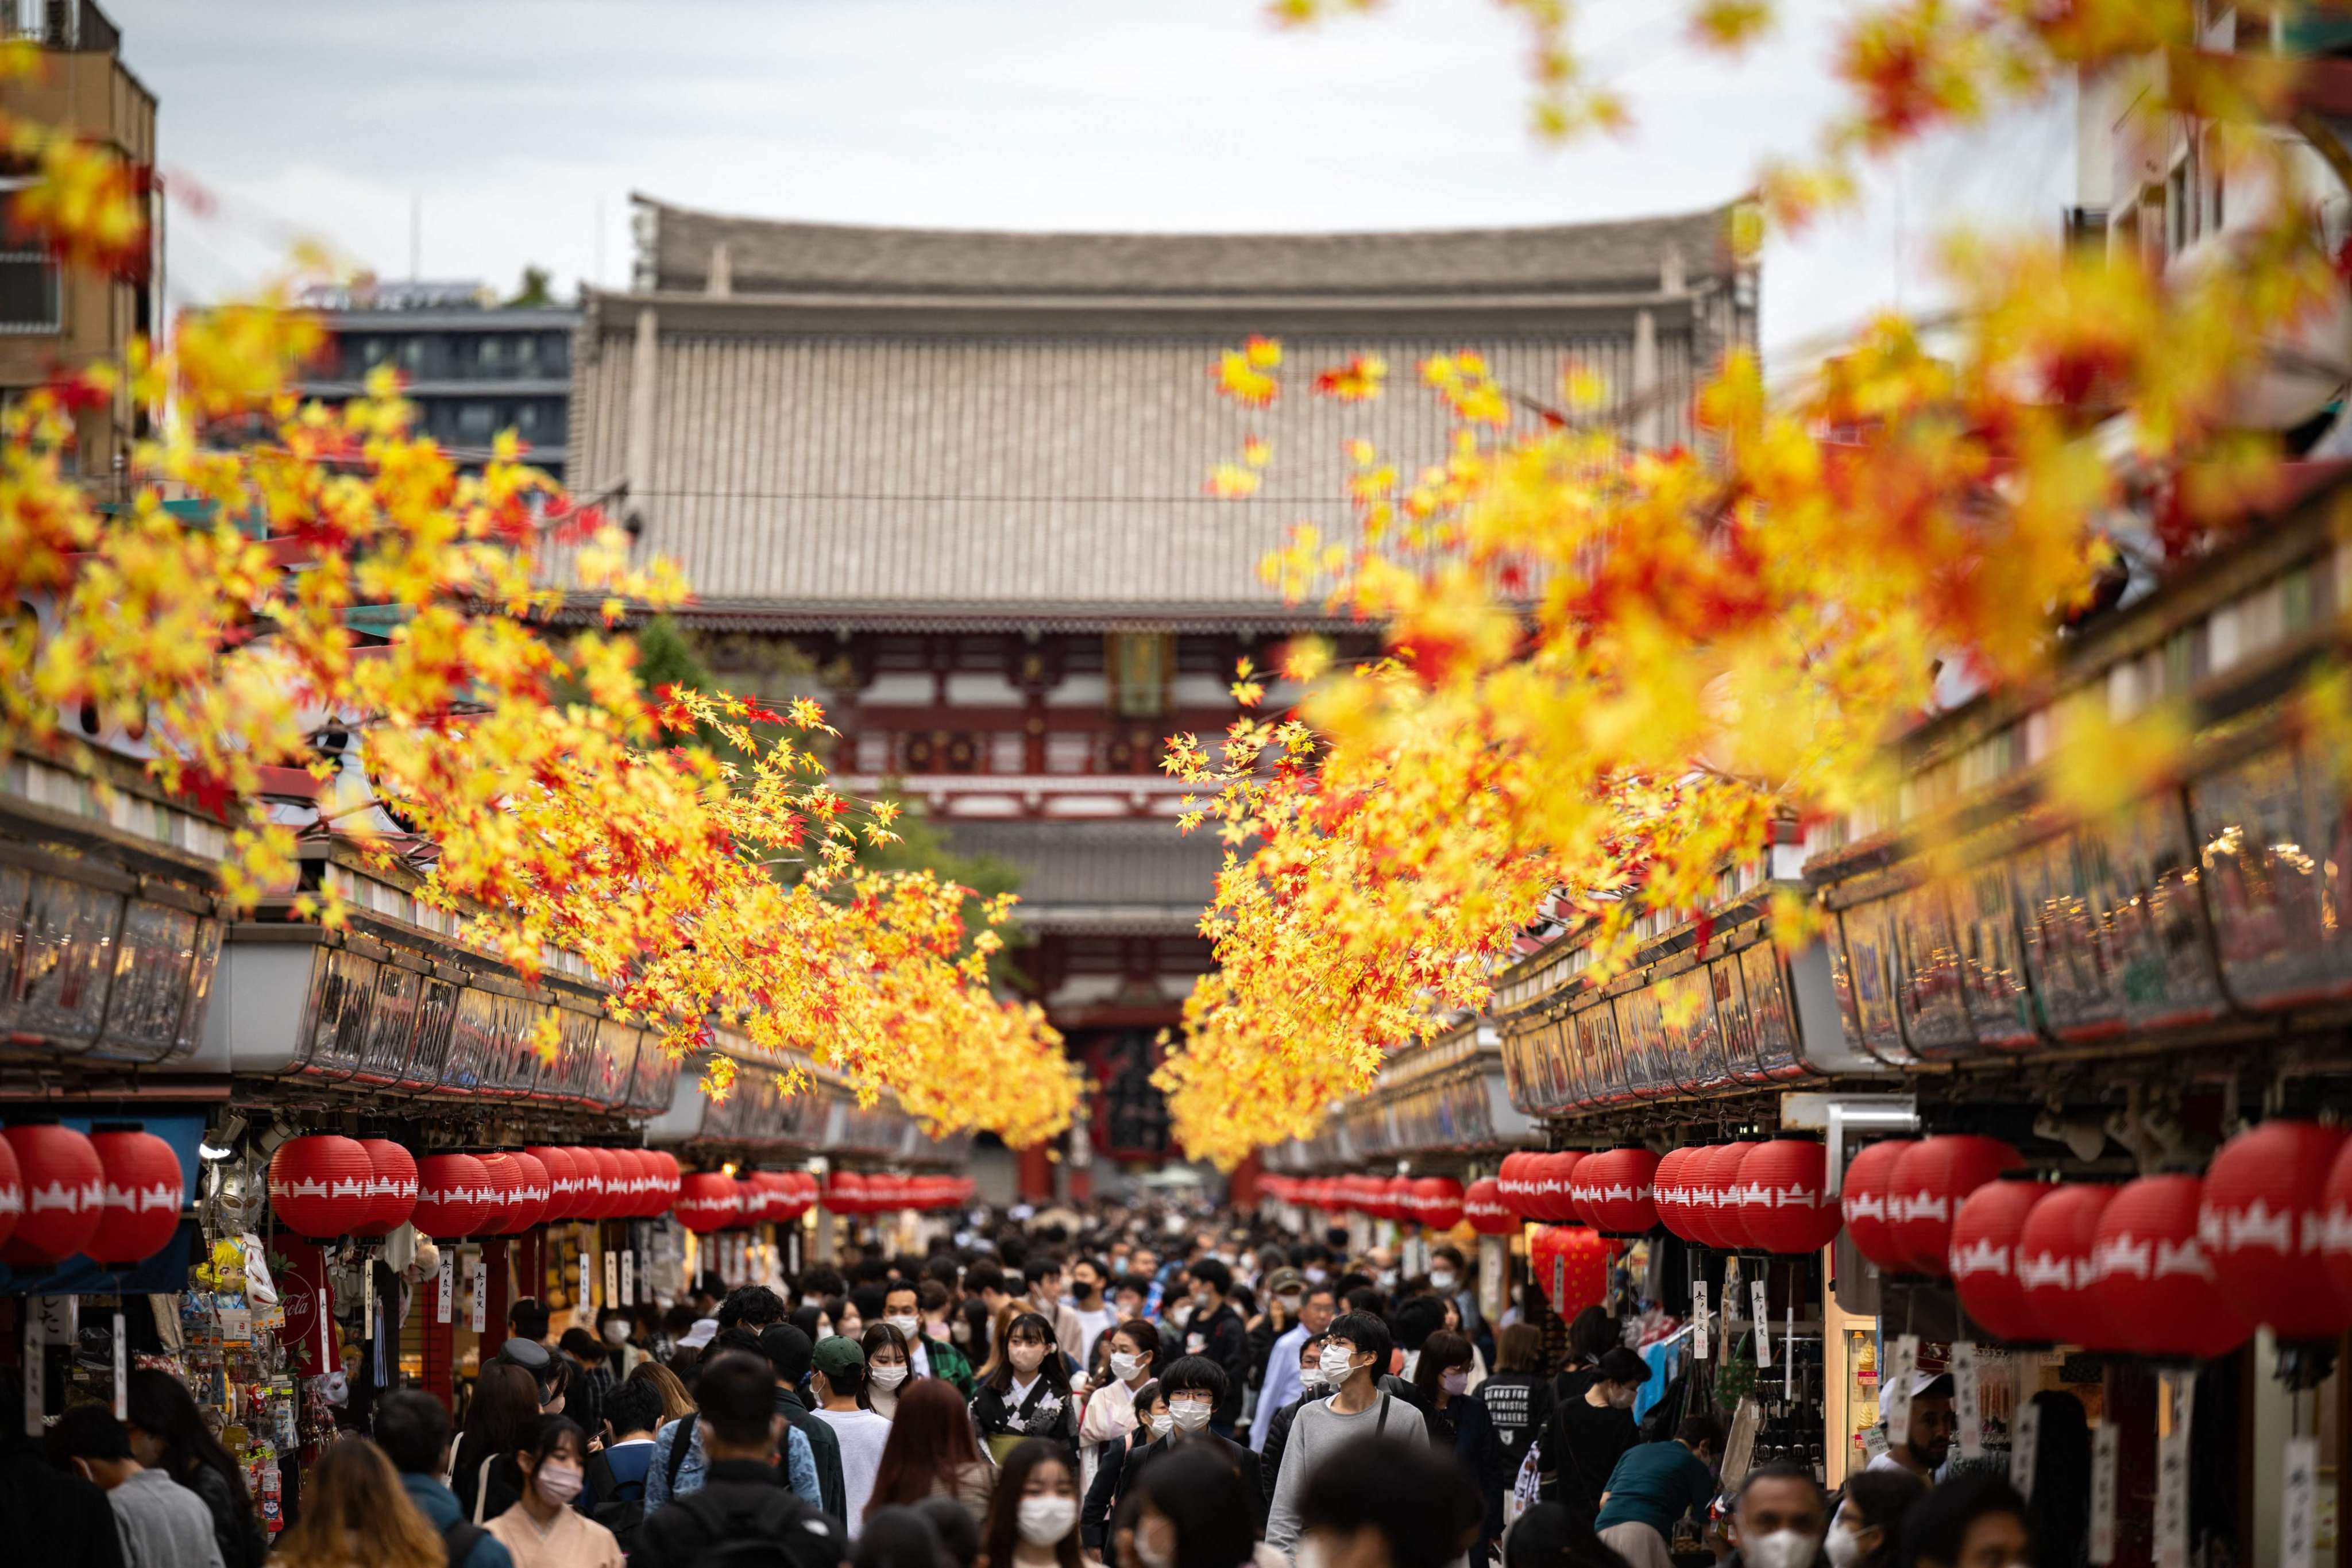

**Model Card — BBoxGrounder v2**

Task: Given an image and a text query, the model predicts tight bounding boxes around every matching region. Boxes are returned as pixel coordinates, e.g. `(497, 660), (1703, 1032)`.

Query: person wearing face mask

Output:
(864, 1322), (917, 1420)
(1241, 1269), (1301, 1430)
(1126, 1444), (1264, 1568)
(914, 1281), (980, 1396)
(1294, 1433), (1485, 1568)
(1426, 1246), (1484, 1346)
(1249, 1284), (1335, 1455)
(974, 1311), (1082, 1466)
(630, 1352), (852, 1568)
(1091, 1358), (1266, 1562)
(761, 1323), (849, 1521)
(1178, 1259), (1250, 1437)
(1824, 1470), (1926, 1568)
(982, 1439), (1087, 1568)
(811, 1336), (897, 1535)
(1079, 1321), (1163, 1494)
(1066, 1258), (1121, 1366)
(485, 1416), (625, 1568)
(1592, 1415), (1727, 1568)
(1404, 1333), (1500, 1560)
(1473, 1324), (1555, 1536)
(1255, 1334), (1328, 1504)
(1082, 1381), (1166, 1552)
(1543, 1347), (1648, 1529)
(1264, 1312), (1431, 1556)
(884, 1280), (977, 1397)
(1718, 1465), (1827, 1568)
(595, 1308), (648, 1380)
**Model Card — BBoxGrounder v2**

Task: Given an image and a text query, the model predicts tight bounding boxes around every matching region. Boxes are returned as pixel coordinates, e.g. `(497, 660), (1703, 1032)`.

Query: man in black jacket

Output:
(762, 1323), (847, 1523)
(1257, 1334), (1328, 1501)
(1115, 1355), (1265, 1552)
(631, 1351), (849, 1568)
(1180, 1260), (1250, 1436)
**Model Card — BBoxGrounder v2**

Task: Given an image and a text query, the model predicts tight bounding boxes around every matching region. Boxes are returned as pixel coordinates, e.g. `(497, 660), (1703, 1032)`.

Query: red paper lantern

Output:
(2092, 1175), (2253, 1361)
(525, 1146), (582, 1222)
(0, 1133), (20, 1254)
(1841, 1138), (1915, 1273)
(743, 1171), (794, 1223)
(1516, 1152), (1567, 1223)
(471, 1152), (526, 1235)
(2203, 1120), (2352, 1342)
(1411, 1176), (1465, 1230)
(1578, 1148), (1660, 1235)
(411, 1153), (494, 1239)
(1737, 1140), (1844, 1256)
(1948, 1181), (2048, 1343)
(1464, 1178), (1515, 1235)
(827, 1171), (870, 1216)
(677, 1171), (744, 1233)
(588, 1149), (630, 1220)
(620, 1150), (661, 1218)
(567, 1146), (607, 1219)
(2, 1123), (102, 1265)
(1530, 1224), (1611, 1315)
(84, 1126), (183, 1266)
(1385, 1176), (1418, 1222)
(1674, 1146), (1730, 1249)
(351, 1137), (418, 1238)
(1891, 1136), (2021, 1279)
(2323, 1140), (2352, 1311)
(649, 1150), (683, 1212)
(508, 1151), (551, 1231)
(1696, 1142), (1760, 1249)
(2016, 1183), (2120, 1349)
(1651, 1147), (1697, 1241)
(268, 1134), (375, 1241)
(1496, 1153), (1534, 1216)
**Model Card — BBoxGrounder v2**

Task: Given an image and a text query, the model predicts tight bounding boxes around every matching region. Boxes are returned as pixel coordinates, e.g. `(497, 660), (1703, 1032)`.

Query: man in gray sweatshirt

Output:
(1265, 1310), (1430, 1555)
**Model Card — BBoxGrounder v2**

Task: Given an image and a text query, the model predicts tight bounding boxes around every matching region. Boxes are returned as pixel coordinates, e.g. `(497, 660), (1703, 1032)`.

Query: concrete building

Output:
(0, 0), (157, 489)
(567, 194), (1758, 1184)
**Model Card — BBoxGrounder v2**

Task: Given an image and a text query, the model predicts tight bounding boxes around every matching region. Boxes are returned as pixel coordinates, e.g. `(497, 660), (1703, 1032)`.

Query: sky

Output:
(117, 0), (2080, 363)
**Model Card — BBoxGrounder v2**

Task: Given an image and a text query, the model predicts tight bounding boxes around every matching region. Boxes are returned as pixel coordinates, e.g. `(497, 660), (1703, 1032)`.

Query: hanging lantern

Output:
(2, 1123), (102, 1266)
(525, 1146), (582, 1222)
(2203, 1120), (2352, 1343)
(744, 1171), (795, 1223)
(648, 1150), (683, 1214)
(351, 1138), (418, 1238)
(827, 1171), (870, 1216)
(1464, 1179), (1515, 1235)
(2092, 1175), (2253, 1361)
(507, 1151), (551, 1231)
(2016, 1182), (2121, 1350)
(1891, 1136), (2021, 1279)
(615, 1150), (655, 1218)
(1841, 1138), (1915, 1273)
(411, 1153), (494, 1239)
(473, 1152), (527, 1235)
(1736, 1140), (1844, 1256)
(1411, 1176), (1465, 1230)
(1577, 1147), (1660, 1236)
(787, 1171), (818, 1219)
(1698, 1142), (1761, 1250)
(1675, 1146), (1733, 1249)
(0, 1132), (20, 1255)
(1497, 1152), (1537, 1217)
(1530, 1224), (1611, 1315)
(1540, 1152), (1589, 1223)
(678, 1171), (744, 1233)
(267, 1134), (375, 1241)
(568, 1147), (608, 1219)
(1651, 1147), (1698, 1241)
(84, 1125), (183, 1267)
(588, 1149), (631, 1220)
(1948, 1181), (2048, 1343)
(1385, 1175), (1417, 1222)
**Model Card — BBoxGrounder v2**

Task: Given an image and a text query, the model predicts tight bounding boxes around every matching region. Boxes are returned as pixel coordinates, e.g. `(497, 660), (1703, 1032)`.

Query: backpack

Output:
(438, 1517), (486, 1568)
(587, 1448), (647, 1557)
(667, 1487), (844, 1568)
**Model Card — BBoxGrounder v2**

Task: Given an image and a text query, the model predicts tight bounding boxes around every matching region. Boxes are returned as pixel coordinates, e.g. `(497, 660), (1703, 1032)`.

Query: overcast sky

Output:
(118, 0), (2077, 362)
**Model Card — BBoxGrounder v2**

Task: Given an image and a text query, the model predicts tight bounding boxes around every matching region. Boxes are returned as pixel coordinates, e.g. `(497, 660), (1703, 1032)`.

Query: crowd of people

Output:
(2, 1203), (2057, 1568)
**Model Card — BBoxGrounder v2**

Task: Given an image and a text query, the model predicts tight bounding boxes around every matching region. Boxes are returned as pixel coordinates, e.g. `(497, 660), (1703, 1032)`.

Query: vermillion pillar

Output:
(1016, 1144), (1054, 1203)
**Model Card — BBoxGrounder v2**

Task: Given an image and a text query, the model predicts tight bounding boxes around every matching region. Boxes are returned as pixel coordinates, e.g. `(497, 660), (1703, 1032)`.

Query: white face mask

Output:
(1319, 1345), (1357, 1382)
(603, 1319), (630, 1345)
(1169, 1397), (1211, 1432)
(1148, 1410), (1175, 1437)
(1277, 1293), (1303, 1314)
(1017, 1496), (1079, 1547)
(886, 1314), (921, 1341)
(1743, 1531), (1821, 1568)
(1300, 1368), (1329, 1392)
(1135, 1519), (1176, 1568)
(1304, 1268), (1327, 1285)
(871, 1362), (908, 1390)
(1824, 1511), (1867, 1568)
(1167, 1303), (1193, 1327)
(1111, 1351), (1146, 1383)
(801, 1295), (822, 1310)
(1430, 1272), (1457, 1292)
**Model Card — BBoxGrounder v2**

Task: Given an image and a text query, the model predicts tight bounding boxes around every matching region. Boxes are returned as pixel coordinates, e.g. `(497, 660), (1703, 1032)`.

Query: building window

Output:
(400, 337), (425, 374)
(1105, 631), (1172, 717)
(0, 249), (60, 333)
(513, 334), (538, 372)
(515, 401), (539, 434)
(457, 402), (496, 439)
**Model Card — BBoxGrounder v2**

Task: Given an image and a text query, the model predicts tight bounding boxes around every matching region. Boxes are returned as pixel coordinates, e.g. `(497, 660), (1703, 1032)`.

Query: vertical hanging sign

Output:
(1783, 1306), (1794, 1401)
(2010, 1399), (2041, 1500)
(112, 1311), (128, 1420)
(605, 1250), (619, 1308)
(1692, 1280), (1710, 1361)
(2283, 1435), (2318, 1568)
(2089, 1424), (2119, 1565)
(1952, 1342), (1982, 1459)
(22, 1316), (41, 1435)
(470, 1256), (488, 1334)
(621, 1250), (634, 1308)
(2154, 1377), (2194, 1568)
(437, 1252), (454, 1324)
(1886, 1335), (1920, 1447)
(1751, 1279), (1772, 1369)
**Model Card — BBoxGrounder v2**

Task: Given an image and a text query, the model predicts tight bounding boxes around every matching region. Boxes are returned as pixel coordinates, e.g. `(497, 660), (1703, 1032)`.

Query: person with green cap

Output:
(809, 1335), (893, 1538)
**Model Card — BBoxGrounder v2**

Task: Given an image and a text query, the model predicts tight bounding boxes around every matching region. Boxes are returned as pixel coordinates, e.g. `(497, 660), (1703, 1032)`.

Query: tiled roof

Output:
(947, 818), (1221, 934)
(635, 196), (1743, 298)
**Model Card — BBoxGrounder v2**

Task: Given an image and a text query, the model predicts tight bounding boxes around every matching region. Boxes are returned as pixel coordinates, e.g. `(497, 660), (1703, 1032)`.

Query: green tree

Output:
(507, 265), (555, 307)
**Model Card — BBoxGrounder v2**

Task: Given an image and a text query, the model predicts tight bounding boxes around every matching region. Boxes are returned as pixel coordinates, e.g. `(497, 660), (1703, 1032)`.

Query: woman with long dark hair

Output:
(1129, 1443), (1259, 1568)
(972, 1311), (1077, 1465)
(484, 1415), (624, 1568)
(1077, 1320), (1160, 1495)
(867, 1377), (996, 1522)
(269, 1436), (445, 1568)
(125, 1366), (266, 1568)
(979, 1438), (1086, 1568)
(452, 1362), (542, 1524)
(863, 1321), (913, 1421)
(1409, 1331), (1502, 1560)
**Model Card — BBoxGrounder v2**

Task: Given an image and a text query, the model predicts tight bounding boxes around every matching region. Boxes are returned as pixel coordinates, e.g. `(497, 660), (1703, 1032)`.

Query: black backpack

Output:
(665, 1487), (845, 1568)
(586, 1447), (648, 1557)
(438, 1517), (486, 1567)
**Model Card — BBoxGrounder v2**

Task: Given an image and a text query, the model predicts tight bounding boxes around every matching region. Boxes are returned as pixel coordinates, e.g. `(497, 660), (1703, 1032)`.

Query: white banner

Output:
(1751, 1280), (1772, 1369)
(1952, 1341), (1982, 1459)
(1693, 1280), (1710, 1361)
(2284, 1435), (2318, 1568)
(605, 1251), (619, 1308)
(111, 1311), (127, 1421)
(2154, 1376), (2194, 1568)
(437, 1252), (454, 1324)
(2089, 1424), (2118, 1565)
(470, 1257), (487, 1334)
(2010, 1399), (2041, 1499)
(1886, 1335), (1920, 1447)
(621, 1251), (635, 1308)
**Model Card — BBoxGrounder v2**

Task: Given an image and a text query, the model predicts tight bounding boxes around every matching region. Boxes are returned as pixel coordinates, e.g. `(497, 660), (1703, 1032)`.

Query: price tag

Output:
(2154, 1376), (2195, 1568)
(1886, 1335), (1920, 1447)
(2284, 1435), (2319, 1568)
(2089, 1424), (2119, 1565)
(1693, 1280), (1710, 1361)
(112, 1311), (128, 1420)
(470, 1258), (487, 1333)
(621, 1251), (634, 1307)
(1751, 1280), (1772, 1369)
(605, 1251), (619, 1307)
(437, 1252), (454, 1324)
(23, 1316), (42, 1435)
(2010, 1399), (2041, 1499)
(1953, 1341), (1982, 1459)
